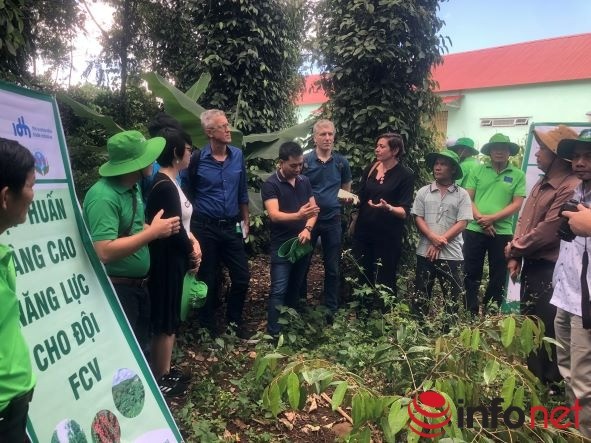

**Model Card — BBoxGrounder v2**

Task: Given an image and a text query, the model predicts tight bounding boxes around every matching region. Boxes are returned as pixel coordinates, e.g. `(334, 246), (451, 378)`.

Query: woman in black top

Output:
(353, 133), (415, 303)
(145, 128), (201, 397)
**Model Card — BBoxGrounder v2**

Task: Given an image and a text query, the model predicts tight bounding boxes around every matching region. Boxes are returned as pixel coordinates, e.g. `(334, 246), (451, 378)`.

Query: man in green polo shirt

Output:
(448, 137), (480, 187)
(83, 130), (181, 350)
(464, 133), (525, 314)
(0, 138), (36, 441)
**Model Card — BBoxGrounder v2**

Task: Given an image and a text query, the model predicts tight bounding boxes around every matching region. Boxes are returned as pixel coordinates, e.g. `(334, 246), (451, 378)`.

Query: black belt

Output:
(523, 258), (555, 266)
(197, 215), (240, 226)
(109, 276), (149, 288)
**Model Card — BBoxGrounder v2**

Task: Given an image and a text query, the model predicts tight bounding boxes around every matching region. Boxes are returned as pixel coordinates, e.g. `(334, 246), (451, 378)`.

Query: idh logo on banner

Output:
(408, 390), (581, 438)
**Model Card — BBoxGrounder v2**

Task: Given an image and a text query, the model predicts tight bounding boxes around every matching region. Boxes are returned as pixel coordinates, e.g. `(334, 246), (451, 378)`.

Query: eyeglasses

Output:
(208, 123), (229, 131)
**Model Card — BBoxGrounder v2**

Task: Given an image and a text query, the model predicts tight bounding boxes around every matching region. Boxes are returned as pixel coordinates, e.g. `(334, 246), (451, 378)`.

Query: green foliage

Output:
(174, 331), (270, 441)
(142, 72), (243, 149)
(0, 0), (84, 85)
(312, 0), (446, 266)
(253, 293), (581, 441)
(56, 82), (159, 201)
(57, 92), (125, 135)
(180, 0), (309, 134)
(0, 0), (26, 60)
(112, 376), (145, 418)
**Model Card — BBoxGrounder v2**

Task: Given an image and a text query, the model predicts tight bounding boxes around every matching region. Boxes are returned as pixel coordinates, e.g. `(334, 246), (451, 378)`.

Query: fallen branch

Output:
(320, 393), (353, 424)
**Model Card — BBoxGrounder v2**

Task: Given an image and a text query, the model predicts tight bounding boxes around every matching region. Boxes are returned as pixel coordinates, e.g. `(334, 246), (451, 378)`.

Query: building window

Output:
(480, 117), (529, 127)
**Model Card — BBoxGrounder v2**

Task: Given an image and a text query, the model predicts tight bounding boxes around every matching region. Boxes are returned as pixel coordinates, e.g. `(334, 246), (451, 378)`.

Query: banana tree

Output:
(141, 72), (314, 160)
(59, 71), (315, 215)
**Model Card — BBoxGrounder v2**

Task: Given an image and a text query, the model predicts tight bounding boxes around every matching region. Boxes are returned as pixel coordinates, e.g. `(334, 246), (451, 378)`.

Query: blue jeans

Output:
(301, 216), (342, 313)
(268, 247), (309, 335)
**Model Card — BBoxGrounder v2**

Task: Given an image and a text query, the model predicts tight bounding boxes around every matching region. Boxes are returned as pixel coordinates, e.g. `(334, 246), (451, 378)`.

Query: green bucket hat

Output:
(180, 274), (208, 321)
(425, 149), (463, 180)
(557, 128), (591, 160)
(448, 137), (479, 156)
(480, 133), (519, 156)
(99, 130), (166, 177)
(278, 237), (313, 263)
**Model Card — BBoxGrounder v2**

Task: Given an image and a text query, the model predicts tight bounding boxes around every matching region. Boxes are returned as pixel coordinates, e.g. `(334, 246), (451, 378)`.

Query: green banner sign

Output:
(0, 82), (182, 442)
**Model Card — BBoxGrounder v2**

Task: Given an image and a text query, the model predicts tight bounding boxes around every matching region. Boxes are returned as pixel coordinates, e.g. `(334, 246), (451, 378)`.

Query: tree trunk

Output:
(119, 0), (134, 126)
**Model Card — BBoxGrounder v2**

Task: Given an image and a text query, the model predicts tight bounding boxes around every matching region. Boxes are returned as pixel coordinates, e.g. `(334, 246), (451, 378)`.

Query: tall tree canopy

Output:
(179, 0), (309, 134)
(0, 0), (84, 85)
(313, 0), (446, 180)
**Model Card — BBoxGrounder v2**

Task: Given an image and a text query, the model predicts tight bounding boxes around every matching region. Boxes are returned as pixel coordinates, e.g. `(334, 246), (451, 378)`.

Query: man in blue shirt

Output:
(185, 109), (250, 337)
(302, 119), (352, 317)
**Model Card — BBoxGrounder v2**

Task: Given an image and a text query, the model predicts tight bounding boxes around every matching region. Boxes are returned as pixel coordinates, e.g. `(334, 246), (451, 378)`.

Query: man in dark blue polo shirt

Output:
(185, 109), (250, 336)
(262, 142), (319, 336)
(302, 119), (352, 316)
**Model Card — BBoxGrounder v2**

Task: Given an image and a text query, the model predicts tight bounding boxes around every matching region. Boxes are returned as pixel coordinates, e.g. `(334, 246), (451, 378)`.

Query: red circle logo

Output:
(407, 390), (452, 438)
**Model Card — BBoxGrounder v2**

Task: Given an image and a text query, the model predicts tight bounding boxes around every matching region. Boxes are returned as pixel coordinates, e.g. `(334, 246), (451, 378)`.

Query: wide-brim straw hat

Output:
(534, 125), (580, 154)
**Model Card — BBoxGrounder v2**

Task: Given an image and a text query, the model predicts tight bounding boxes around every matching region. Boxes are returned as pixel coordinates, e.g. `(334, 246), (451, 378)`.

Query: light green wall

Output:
(296, 104), (321, 122)
(446, 81), (591, 149)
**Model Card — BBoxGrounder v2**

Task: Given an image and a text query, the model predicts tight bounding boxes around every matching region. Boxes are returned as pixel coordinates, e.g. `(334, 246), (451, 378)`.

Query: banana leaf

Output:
(242, 118), (314, 160)
(57, 93), (124, 135)
(185, 72), (211, 101)
(142, 72), (243, 148)
(248, 189), (265, 216)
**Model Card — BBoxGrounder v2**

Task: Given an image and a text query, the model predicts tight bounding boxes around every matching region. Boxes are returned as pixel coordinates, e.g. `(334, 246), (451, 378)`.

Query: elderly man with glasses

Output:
(184, 109), (250, 338)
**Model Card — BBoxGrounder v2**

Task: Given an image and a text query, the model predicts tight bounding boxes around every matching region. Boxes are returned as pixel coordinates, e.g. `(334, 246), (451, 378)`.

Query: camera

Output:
(558, 199), (585, 242)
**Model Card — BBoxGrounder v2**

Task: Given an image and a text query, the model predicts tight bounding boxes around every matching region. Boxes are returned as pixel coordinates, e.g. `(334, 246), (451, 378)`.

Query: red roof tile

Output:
(433, 33), (591, 92)
(298, 33), (591, 104)
(296, 74), (326, 105)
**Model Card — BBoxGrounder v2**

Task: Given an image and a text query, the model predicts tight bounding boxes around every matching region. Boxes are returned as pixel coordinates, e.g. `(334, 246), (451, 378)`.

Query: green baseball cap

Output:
(99, 130), (165, 177)
(480, 133), (519, 156)
(278, 237), (313, 263)
(557, 128), (591, 160)
(448, 137), (478, 156)
(425, 149), (463, 180)
(180, 274), (207, 321)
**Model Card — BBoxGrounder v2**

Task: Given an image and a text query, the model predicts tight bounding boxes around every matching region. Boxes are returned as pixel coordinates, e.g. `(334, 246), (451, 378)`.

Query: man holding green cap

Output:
(448, 137), (480, 187)
(262, 141), (319, 337)
(83, 130), (182, 349)
(411, 149), (473, 316)
(551, 128), (591, 436)
(463, 133), (525, 314)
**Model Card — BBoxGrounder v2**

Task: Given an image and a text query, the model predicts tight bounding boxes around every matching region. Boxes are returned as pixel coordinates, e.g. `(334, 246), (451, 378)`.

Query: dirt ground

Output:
(168, 253), (354, 443)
